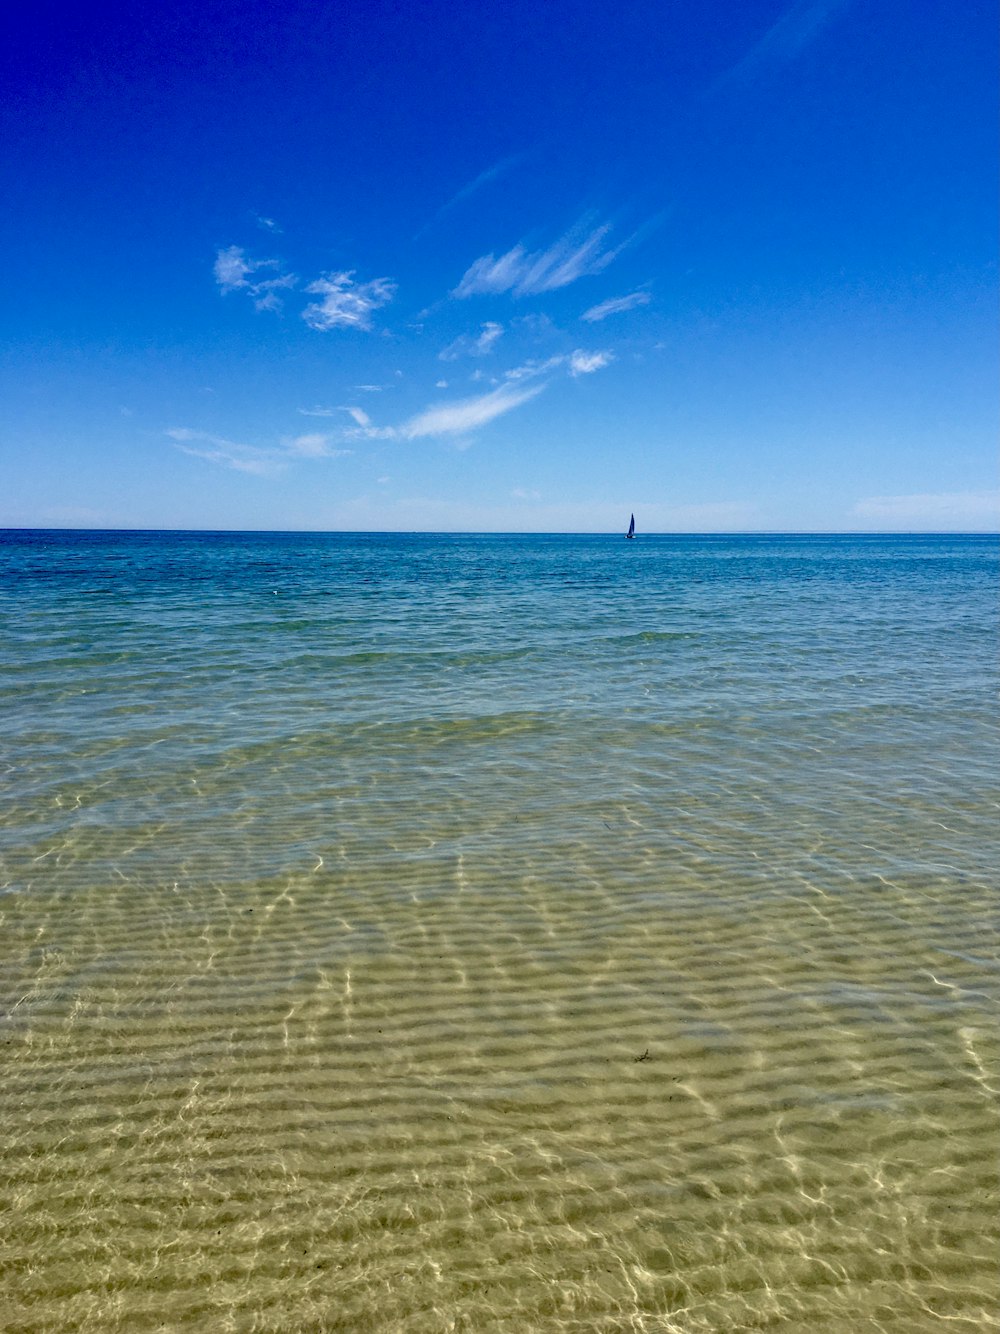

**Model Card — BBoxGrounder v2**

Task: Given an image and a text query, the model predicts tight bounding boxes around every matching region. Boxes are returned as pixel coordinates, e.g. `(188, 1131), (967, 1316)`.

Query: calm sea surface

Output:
(1, 530), (998, 1332)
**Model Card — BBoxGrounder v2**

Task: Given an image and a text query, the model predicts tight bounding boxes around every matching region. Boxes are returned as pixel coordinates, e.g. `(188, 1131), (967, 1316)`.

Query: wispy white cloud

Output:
(513, 312), (558, 336)
(511, 487), (541, 501)
(282, 432), (351, 459)
(302, 271), (396, 331)
(167, 427), (350, 473)
(504, 355), (566, 382)
(253, 213), (282, 233)
(454, 218), (626, 298)
(500, 349), (613, 382)
(213, 245), (296, 311)
(166, 427), (286, 476)
(444, 153), (523, 210)
(415, 153), (525, 238)
(213, 247), (257, 291)
(299, 403), (396, 434)
(852, 490), (1000, 527)
(401, 382), (545, 440)
(712, 0), (853, 95)
(355, 383), (390, 392)
(439, 321), (505, 360)
(569, 349), (613, 376)
(581, 291), (651, 322)
(336, 406), (398, 440)
(347, 424), (398, 440)
(284, 433), (329, 458)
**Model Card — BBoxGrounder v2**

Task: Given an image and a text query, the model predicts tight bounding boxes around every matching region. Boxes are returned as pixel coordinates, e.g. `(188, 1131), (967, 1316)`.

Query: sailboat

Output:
(625, 513), (635, 540)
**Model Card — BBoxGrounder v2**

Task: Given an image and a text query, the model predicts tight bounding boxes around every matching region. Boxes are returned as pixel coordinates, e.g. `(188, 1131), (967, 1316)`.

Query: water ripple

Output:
(1, 531), (997, 1331)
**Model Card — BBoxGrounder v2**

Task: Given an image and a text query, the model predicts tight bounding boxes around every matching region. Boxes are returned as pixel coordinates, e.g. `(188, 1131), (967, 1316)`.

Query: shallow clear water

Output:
(1, 530), (998, 1332)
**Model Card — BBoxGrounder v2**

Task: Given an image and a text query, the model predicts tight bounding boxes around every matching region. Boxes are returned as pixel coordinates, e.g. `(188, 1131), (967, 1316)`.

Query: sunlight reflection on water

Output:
(1, 531), (997, 1331)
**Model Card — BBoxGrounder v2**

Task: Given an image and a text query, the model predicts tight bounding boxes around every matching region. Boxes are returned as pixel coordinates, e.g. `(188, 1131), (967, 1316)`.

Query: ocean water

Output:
(1, 529), (997, 1333)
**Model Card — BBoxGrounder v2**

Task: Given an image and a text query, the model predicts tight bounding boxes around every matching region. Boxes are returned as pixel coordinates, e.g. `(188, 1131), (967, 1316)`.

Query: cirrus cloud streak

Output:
(401, 383), (546, 439)
(454, 219), (626, 298)
(582, 291), (651, 322)
(167, 427), (349, 474)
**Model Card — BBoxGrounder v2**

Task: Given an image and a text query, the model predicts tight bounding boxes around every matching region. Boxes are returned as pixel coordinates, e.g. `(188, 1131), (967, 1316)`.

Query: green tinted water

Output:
(1, 532), (997, 1331)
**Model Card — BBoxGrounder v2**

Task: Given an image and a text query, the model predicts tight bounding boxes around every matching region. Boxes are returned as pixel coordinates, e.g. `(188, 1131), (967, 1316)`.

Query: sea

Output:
(1, 529), (997, 1333)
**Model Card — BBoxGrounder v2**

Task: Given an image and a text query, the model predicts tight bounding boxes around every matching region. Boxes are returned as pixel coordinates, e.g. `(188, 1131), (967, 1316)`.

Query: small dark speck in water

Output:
(634, 1048), (651, 1062)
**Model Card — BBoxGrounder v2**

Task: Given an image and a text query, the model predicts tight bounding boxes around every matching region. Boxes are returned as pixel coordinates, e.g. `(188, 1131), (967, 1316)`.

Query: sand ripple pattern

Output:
(1, 531), (998, 1332)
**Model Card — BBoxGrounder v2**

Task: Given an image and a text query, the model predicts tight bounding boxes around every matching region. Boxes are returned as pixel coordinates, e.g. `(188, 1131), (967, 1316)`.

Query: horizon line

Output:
(2, 527), (997, 538)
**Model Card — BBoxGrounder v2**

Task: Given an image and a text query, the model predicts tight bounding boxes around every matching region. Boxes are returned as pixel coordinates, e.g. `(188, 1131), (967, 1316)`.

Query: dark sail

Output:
(626, 513), (635, 539)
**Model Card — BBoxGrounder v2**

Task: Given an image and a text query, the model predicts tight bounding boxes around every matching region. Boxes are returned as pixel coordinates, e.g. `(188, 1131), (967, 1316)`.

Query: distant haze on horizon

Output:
(2, 0), (996, 533)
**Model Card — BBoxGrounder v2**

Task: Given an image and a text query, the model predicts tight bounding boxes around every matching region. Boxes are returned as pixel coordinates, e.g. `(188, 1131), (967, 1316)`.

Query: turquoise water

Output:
(1, 530), (998, 1331)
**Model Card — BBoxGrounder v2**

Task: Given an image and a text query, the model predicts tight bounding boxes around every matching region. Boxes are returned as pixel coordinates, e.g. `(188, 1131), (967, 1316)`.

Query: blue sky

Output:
(2, 0), (996, 531)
